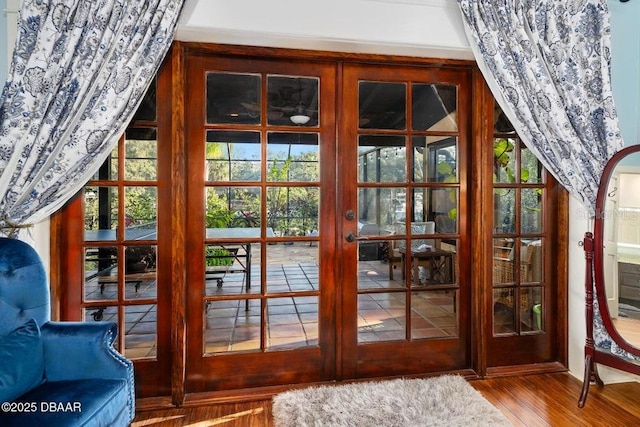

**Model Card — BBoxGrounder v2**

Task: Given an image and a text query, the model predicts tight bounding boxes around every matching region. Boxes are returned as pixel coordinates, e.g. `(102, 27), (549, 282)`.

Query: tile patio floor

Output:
(84, 242), (458, 360)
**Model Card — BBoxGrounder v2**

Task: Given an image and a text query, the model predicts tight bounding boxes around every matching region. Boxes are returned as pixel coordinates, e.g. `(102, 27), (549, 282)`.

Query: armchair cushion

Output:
(0, 319), (44, 402)
(0, 298), (22, 336)
(0, 240), (49, 328)
(41, 322), (135, 423)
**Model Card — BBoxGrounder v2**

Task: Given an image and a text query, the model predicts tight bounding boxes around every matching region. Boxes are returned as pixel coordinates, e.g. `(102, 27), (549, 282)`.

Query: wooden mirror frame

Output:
(579, 144), (640, 407)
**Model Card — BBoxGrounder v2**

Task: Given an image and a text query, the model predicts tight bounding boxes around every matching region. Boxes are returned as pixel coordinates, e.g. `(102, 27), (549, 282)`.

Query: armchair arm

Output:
(40, 322), (135, 421)
(41, 321), (131, 381)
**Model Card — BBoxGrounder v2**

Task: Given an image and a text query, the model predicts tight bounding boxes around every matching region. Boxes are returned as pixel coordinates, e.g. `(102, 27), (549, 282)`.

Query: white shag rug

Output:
(272, 375), (512, 427)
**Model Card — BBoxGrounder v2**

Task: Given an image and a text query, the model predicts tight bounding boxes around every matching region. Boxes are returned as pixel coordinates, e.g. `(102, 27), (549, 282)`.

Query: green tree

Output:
(266, 156), (292, 234)
(205, 190), (234, 228)
(122, 137), (159, 225)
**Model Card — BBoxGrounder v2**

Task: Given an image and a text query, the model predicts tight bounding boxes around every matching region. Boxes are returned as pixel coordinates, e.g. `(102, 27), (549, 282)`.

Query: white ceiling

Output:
(175, 0), (474, 60)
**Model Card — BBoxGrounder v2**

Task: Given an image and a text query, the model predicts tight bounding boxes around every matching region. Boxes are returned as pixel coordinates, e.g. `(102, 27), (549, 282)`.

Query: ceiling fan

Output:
(240, 78), (318, 124)
(271, 82), (318, 125)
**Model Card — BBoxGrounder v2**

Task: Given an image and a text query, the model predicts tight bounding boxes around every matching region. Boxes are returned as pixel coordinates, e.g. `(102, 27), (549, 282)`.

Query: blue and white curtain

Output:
(0, 0), (184, 237)
(457, 0), (624, 216)
(457, 1), (638, 363)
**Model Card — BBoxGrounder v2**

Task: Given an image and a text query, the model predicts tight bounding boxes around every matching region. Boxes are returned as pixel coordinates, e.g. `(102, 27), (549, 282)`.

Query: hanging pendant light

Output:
(290, 78), (311, 125)
(290, 107), (311, 125)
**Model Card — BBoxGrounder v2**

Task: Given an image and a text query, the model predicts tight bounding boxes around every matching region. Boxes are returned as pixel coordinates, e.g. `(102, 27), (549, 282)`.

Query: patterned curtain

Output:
(457, 0), (624, 216)
(0, 0), (184, 237)
(593, 296), (640, 363)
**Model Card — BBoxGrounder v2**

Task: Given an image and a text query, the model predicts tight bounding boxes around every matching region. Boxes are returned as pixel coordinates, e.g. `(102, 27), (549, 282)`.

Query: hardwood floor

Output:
(131, 372), (640, 426)
(473, 373), (640, 426)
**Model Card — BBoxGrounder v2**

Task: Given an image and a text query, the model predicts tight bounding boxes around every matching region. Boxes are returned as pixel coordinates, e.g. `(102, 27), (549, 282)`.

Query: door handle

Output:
(345, 231), (369, 242)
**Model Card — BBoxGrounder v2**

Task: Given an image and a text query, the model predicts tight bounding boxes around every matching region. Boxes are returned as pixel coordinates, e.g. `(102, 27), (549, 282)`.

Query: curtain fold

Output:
(458, 0), (638, 363)
(457, 0), (624, 215)
(0, 0), (184, 237)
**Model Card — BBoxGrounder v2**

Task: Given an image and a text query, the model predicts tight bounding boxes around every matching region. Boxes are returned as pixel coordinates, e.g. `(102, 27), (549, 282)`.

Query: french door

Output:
(184, 55), (472, 392)
(339, 64), (471, 378)
(184, 56), (338, 391)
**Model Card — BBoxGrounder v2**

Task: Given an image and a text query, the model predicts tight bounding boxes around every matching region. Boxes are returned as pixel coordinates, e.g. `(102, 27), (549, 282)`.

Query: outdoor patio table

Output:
(399, 247), (455, 285)
(85, 227), (275, 310)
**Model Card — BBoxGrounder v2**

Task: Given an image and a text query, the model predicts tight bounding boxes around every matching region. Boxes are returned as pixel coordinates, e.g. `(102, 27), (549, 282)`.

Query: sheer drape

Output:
(0, 0), (184, 237)
(457, 0), (624, 215)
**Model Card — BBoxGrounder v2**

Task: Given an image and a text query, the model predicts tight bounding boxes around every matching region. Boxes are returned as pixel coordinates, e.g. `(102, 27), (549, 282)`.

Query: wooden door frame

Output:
(49, 42), (568, 407)
(182, 51), (339, 394)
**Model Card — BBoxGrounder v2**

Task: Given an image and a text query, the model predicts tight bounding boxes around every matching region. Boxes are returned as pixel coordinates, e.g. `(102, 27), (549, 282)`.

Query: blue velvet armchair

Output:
(0, 237), (135, 426)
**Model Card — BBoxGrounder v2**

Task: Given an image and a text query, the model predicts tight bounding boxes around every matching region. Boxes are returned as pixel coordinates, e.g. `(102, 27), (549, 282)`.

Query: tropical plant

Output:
(493, 138), (530, 184)
(205, 247), (235, 267)
(434, 159), (458, 221)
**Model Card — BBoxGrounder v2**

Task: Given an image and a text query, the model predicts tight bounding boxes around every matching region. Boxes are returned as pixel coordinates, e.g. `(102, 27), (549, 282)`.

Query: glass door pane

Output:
(487, 99), (557, 368)
(491, 105), (546, 336)
(81, 128), (160, 361)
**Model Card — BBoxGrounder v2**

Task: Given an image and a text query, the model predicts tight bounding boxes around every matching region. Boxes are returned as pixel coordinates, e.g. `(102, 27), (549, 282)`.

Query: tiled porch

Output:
(84, 243), (458, 360)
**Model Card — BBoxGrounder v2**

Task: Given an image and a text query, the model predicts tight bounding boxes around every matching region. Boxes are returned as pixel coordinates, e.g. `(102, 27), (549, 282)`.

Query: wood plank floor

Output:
(472, 373), (640, 426)
(131, 372), (640, 426)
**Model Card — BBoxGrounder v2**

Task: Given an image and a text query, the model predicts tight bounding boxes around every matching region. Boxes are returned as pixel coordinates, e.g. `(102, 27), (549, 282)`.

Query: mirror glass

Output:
(602, 149), (640, 349)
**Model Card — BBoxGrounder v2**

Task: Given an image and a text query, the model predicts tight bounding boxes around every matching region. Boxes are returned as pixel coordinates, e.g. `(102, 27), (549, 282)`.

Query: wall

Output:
(0, 0), (7, 85)
(176, 0), (472, 60)
(1, 0), (18, 82)
(609, 0), (640, 147)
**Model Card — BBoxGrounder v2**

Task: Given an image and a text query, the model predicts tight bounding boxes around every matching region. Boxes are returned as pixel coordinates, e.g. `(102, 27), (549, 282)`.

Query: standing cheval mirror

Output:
(580, 144), (640, 407)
